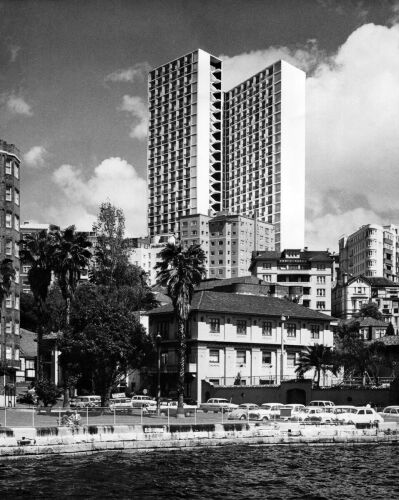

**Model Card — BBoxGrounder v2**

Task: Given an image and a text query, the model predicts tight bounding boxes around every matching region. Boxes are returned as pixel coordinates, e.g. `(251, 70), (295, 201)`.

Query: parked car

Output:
(228, 404), (259, 420)
(71, 395), (101, 408)
(332, 406), (358, 424)
(259, 403), (284, 419)
(346, 407), (384, 426)
(379, 406), (399, 421)
(292, 407), (336, 423)
(108, 397), (133, 410)
(131, 395), (157, 408)
(200, 398), (238, 413)
(307, 400), (335, 408)
(279, 404), (305, 420)
(159, 401), (197, 416)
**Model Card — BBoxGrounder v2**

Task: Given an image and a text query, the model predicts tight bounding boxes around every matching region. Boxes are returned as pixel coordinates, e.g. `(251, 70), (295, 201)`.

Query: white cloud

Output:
(6, 95), (32, 115)
(24, 146), (48, 168)
(224, 21), (399, 250)
(52, 157), (147, 236)
(119, 95), (148, 140)
(105, 62), (151, 82)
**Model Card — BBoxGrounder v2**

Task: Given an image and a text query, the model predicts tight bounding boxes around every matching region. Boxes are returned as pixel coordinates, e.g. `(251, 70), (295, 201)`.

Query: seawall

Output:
(1, 422), (399, 458)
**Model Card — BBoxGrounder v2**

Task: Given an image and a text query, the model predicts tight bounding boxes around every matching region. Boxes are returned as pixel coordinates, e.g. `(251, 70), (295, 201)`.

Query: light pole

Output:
(280, 315), (286, 384)
(156, 333), (162, 415)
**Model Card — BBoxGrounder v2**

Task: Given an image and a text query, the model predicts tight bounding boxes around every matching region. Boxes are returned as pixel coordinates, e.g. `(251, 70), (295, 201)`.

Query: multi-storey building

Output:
(147, 49), (223, 238)
(147, 50), (305, 250)
(249, 249), (335, 314)
(0, 140), (21, 404)
(223, 60), (305, 250)
(147, 279), (334, 403)
(332, 275), (399, 332)
(180, 212), (274, 279)
(339, 224), (399, 282)
(128, 236), (171, 285)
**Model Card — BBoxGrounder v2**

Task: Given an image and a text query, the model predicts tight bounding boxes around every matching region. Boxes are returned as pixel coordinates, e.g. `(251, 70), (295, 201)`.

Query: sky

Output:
(1, 0), (399, 251)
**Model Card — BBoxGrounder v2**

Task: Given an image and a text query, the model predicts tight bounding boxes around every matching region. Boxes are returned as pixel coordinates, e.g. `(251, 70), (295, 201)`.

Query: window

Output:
(287, 353), (297, 367)
(316, 264), (326, 270)
(208, 379), (220, 385)
(316, 301), (326, 310)
(5, 322), (12, 334)
(5, 186), (12, 201)
(156, 321), (169, 339)
(5, 296), (12, 308)
(263, 274), (272, 282)
(317, 289), (326, 297)
(14, 190), (19, 206)
(14, 214), (19, 231)
(209, 349), (220, 363)
(317, 276), (326, 284)
(311, 325), (320, 339)
(262, 351), (272, 364)
(236, 320), (247, 335)
(5, 161), (12, 175)
(15, 323), (20, 335)
(6, 347), (11, 360)
(262, 321), (272, 336)
(5, 240), (12, 256)
(15, 296), (19, 310)
(262, 263), (271, 269)
(236, 350), (246, 365)
(14, 163), (19, 179)
(210, 318), (220, 333)
(286, 323), (296, 337)
(5, 212), (12, 228)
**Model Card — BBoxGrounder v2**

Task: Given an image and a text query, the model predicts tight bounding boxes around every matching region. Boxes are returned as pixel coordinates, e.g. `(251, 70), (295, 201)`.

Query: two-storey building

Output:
(147, 283), (334, 403)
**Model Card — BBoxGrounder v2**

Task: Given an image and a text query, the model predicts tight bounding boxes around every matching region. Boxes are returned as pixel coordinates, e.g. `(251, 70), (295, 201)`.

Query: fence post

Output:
(86, 407), (89, 427)
(194, 408), (197, 426)
(32, 408), (34, 427)
(221, 407), (224, 424)
(113, 408), (116, 426)
(167, 407), (170, 431)
(4, 407), (6, 427)
(141, 406), (143, 426)
(58, 410), (61, 426)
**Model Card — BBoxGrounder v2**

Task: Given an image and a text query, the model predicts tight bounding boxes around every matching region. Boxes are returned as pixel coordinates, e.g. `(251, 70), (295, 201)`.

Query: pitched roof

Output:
(20, 329), (37, 358)
(148, 290), (333, 321)
(365, 277), (399, 288)
(357, 317), (388, 328)
(196, 275), (263, 290)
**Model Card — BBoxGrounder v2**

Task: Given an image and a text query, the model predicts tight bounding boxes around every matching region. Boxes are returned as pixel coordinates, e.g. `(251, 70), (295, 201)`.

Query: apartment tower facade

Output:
(147, 50), (305, 250)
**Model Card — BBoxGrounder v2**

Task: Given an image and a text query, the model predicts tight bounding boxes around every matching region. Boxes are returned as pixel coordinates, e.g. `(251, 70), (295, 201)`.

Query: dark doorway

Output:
(286, 388), (306, 405)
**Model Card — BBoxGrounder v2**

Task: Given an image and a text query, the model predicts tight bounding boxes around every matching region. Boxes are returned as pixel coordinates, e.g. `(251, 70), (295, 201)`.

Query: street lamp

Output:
(156, 333), (162, 415)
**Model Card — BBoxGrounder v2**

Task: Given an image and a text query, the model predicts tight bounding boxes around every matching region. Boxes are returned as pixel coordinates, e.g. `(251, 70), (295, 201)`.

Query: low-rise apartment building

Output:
(180, 212), (275, 279)
(250, 249), (335, 314)
(332, 275), (399, 332)
(147, 280), (334, 403)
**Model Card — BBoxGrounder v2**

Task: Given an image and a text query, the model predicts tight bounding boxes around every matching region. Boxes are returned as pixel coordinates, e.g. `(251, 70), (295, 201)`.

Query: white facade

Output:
(128, 240), (166, 286)
(339, 224), (399, 281)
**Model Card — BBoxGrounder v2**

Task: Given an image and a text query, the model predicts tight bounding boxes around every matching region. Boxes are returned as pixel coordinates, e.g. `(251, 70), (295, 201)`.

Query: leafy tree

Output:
(155, 243), (206, 415)
(357, 301), (383, 321)
(20, 292), (40, 332)
(19, 229), (55, 378)
(35, 378), (61, 407)
(386, 322), (395, 336)
(51, 225), (92, 407)
(58, 283), (152, 406)
(295, 344), (338, 388)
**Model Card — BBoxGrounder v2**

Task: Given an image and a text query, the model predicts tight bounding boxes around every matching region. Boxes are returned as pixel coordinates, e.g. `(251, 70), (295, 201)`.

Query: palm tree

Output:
(295, 344), (337, 388)
(51, 226), (92, 406)
(155, 243), (206, 415)
(0, 258), (15, 399)
(19, 230), (54, 379)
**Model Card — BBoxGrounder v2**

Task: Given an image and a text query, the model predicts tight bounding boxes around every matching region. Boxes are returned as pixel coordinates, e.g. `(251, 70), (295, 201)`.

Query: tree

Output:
(386, 322), (395, 336)
(155, 243), (206, 415)
(295, 344), (337, 388)
(58, 283), (152, 406)
(51, 225), (92, 407)
(19, 229), (55, 379)
(0, 259), (15, 381)
(357, 301), (383, 321)
(35, 378), (61, 407)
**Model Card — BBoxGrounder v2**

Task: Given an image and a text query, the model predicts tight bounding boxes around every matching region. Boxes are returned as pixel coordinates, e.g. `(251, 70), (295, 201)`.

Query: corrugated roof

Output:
(148, 290), (333, 321)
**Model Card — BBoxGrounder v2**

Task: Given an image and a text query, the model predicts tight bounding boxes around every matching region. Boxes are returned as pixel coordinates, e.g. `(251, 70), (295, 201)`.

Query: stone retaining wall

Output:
(1, 422), (398, 458)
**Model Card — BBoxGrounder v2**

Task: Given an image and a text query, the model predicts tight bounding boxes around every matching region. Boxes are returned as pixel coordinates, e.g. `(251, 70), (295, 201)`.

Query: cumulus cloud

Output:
(119, 95), (148, 140)
(24, 146), (48, 168)
(224, 21), (399, 250)
(105, 61), (151, 82)
(6, 94), (32, 115)
(52, 157), (147, 235)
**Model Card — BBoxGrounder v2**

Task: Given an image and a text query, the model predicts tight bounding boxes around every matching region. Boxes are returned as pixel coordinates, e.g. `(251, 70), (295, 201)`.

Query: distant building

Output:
(339, 224), (399, 282)
(147, 277), (334, 403)
(0, 139), (22, 404)
(332, 275), (399, 332)
(250, 249), (336, 314)
(127, 236), (172, 285)
(180, 212), (275, 279)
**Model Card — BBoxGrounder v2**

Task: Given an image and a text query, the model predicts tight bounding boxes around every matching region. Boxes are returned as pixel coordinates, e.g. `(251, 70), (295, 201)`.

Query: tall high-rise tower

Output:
(147, 49), (223, 238)
(147, 51), (305, 250)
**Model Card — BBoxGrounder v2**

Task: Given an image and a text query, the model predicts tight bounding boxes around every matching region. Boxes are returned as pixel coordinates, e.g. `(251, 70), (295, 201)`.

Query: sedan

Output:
(379, 406), (399, 421)
(347, 407), (384, 426)
(293, 407), (336, 424)
(228, 404), (260, 420)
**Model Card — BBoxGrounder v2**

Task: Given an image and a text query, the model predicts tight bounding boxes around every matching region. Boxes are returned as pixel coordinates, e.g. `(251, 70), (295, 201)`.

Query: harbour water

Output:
(1, 444), (398, 499)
